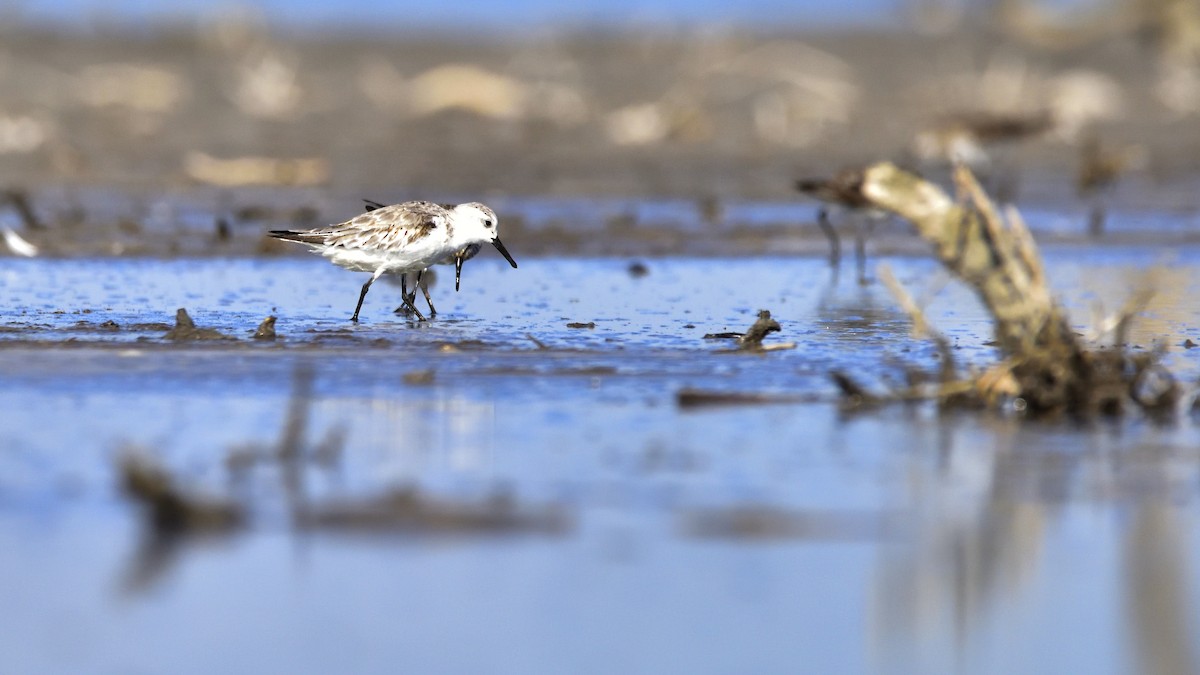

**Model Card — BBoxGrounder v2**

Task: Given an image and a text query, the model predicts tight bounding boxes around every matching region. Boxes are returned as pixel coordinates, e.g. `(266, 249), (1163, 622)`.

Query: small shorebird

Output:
(909, 110), (1055, 203)
(362, 199), (482, 317)
(269, 200), (517, 322)
(910, 110), (1055, 168)
(795, 168), (881, 284)
(1076, 136), (1145, 237)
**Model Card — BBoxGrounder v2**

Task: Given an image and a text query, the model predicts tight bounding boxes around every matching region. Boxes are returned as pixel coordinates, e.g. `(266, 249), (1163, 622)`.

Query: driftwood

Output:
(854, 162), (1177, 416)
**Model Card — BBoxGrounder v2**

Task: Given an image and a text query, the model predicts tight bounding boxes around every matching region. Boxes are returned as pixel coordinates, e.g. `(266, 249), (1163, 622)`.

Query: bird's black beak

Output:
(455, 255), (464, 292)
(492, 238), (518, 269)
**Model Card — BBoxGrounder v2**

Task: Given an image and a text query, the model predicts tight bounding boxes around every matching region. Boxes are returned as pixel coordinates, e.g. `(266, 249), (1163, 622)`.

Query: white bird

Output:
(362, 198), (481, 317)
(268, 200), (517, 322)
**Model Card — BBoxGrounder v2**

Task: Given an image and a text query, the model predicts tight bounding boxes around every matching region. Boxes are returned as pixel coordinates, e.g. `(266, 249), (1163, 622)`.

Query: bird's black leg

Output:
(855, 237), (868, 286)
(817, 208), (840, 266)
(396, 272), (427, 322)
(405, 278), (418, 309)
(400, 293), (427, 322)
(855, 216), (877, 286)
(816, 207), (841, 279)
(351, 276), (375, 322)
(1088, 199), (1106, 238)
(417, 270), (437, 317)
(395, 273), (416, 315)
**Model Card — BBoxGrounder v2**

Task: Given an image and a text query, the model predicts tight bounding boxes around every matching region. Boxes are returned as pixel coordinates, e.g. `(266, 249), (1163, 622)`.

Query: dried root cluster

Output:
(842, 162), (1179, 418)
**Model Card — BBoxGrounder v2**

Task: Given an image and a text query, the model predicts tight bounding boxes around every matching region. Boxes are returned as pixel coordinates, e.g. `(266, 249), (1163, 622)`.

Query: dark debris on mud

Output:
(252, 315), (277, 340)
(708, 309), (796, 354)
(162, 308), (234, 341)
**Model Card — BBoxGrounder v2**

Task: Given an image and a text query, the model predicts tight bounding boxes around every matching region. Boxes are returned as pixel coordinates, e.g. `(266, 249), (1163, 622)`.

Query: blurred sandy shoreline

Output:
(0, 20), (1198, 255)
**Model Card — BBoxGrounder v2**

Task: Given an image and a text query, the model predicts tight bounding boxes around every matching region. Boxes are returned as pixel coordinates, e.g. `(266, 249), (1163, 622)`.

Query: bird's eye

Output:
(484, 219), (493, 228)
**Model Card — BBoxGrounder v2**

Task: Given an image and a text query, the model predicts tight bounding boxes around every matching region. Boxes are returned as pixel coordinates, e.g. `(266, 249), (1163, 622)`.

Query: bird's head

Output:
(452, 202), (517, 269)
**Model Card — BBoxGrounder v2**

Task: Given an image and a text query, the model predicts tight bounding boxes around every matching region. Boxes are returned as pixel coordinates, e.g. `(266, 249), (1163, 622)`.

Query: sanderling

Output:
(909, 111), (1055, 168)
(795, 168), (882, 284)
(362, 199), (482, 317)
(1076, 136), (1145, 237)
(269, 200), (517, 322)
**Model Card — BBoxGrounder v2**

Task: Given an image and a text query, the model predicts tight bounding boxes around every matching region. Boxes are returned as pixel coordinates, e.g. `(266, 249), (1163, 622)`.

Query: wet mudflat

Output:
(4, 9), (1200, 670)
(1, 248), (1199, 674)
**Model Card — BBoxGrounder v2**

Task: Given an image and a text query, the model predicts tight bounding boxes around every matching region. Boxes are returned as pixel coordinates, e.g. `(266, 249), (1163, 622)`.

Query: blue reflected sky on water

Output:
(0, 251), (1197, 673)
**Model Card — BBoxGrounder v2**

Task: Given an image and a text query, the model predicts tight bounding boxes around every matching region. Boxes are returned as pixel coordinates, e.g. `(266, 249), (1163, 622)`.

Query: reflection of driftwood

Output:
(1125, 502), (1200, 675)
(120, 452), (245, 536)
(857, 162), (1177, 416)
(676, 388), (820, 408)
(295, 486), (569, 535)
(682, 506), (899, 540)
(118, 447), (245, 594)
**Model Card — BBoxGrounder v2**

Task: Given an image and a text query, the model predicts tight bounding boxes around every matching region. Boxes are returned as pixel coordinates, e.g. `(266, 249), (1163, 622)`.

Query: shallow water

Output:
(1, 251), (1199, 674)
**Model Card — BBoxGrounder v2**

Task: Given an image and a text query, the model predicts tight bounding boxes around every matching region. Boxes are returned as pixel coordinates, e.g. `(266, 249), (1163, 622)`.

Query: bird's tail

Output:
(268, 230), (325, 245)
(794, 179), (825, 195)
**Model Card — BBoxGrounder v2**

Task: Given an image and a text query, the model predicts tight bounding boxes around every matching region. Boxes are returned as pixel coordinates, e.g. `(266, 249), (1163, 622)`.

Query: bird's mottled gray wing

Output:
(316, 201), (447, 251)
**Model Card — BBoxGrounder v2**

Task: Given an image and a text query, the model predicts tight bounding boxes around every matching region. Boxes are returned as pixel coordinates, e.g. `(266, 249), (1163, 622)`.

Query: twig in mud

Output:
(163, 308), (234, 341)
(1092, 285), (1157, 347)
(707, 310), (795, 352)
(738, 310), (781, 347)
(253, 315), (277, 340)
(877, 265), (937, 342)
(877, 264), (958, 385)
(526, 333), (548, 349)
